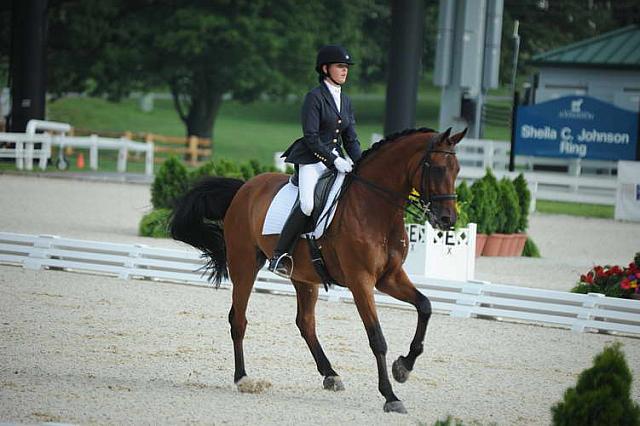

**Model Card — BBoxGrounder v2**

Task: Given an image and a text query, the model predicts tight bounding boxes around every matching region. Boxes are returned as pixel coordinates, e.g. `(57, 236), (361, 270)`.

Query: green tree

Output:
(43, 0), (365, 140)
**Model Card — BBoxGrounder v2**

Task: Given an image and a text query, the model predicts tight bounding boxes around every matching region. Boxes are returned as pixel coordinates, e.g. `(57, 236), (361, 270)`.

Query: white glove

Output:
(334, 157), (352, 173)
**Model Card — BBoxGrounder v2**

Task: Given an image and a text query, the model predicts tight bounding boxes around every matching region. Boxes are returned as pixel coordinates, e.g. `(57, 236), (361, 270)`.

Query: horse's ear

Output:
(438, 127), (452, 143)
(449, 128), (467, 145)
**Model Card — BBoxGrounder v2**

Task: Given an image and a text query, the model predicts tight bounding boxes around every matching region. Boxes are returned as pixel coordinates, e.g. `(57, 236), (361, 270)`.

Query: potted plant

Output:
(469, 174), (498, 256)
(512, 173), (531, 256)
(476, 169), (503, 256)
(571, 252), (640, 299)
(497, 177), (521, 256)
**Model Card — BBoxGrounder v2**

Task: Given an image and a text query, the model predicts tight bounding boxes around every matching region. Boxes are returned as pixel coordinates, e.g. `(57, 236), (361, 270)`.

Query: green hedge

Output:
(142, 156), (280, 237)
(139, 208), (171, 238)
(552, 343), (640, 425)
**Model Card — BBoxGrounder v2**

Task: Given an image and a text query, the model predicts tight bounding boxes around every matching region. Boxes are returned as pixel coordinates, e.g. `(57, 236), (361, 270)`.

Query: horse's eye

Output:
(431, 166), (446, 179)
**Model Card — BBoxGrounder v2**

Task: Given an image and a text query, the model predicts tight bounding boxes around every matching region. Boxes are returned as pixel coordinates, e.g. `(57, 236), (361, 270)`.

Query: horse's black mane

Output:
(354, 127), (436, 169)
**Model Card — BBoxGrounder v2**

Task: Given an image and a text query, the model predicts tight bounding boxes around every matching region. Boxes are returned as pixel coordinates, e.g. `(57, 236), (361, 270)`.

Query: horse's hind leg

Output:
(291, 280), (344, 391)
(375, 268), (431, 384)
(227, 247), (269, 392)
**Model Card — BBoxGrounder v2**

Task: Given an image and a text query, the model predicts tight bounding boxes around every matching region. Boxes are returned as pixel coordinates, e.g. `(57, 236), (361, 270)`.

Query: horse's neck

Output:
(344, 140), (423, 231)
(358, 140), (422, 197)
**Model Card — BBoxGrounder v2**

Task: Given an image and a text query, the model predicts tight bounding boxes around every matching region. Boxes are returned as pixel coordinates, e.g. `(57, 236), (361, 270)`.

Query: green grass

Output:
(536, 200), (614, 219)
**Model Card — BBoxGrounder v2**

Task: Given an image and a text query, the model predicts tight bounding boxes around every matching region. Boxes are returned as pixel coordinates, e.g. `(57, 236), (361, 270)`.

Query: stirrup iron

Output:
(269, 252), (294, 278)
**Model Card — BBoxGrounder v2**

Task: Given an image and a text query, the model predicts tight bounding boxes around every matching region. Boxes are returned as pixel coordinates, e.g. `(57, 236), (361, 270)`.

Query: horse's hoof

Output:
(323, 375), (345, 391)
(236, 376), (272, 394)
(392, 356), (411, 383)
(383, 400), (407, 414)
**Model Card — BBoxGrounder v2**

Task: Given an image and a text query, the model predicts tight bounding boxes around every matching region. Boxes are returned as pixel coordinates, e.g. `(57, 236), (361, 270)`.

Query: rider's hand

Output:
(334, 157), (352, 173)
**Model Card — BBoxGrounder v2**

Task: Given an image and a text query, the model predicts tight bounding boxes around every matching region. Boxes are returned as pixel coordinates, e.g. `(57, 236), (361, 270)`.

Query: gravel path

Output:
(1, 174), (639, 425)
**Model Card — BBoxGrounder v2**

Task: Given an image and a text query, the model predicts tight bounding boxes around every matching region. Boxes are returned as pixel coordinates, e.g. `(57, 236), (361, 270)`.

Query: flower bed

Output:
(572, 252), (640, 299)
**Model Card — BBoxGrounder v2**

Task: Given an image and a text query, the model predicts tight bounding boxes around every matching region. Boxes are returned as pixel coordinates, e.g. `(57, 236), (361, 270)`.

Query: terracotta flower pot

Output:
(513, 233), (528, 256)
(500, 234), (518, 256)
(483, 233), (507, 256)
(475, 233), (488, 257)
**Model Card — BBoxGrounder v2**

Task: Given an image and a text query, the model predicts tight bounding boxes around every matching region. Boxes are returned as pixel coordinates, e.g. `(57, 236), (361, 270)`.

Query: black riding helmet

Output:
(315, 45), (355, 74)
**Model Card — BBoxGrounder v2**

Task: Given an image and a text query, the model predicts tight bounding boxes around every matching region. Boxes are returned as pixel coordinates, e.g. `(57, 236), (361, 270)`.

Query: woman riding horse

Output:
(268, 45), (363, 278)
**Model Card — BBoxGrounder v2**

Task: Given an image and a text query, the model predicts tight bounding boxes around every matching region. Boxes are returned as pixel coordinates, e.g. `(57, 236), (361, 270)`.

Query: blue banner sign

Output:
(514, 96), (638, 161)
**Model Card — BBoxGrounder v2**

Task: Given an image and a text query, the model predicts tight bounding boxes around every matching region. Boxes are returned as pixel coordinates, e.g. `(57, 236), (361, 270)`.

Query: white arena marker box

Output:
(403, 222), (477, 281)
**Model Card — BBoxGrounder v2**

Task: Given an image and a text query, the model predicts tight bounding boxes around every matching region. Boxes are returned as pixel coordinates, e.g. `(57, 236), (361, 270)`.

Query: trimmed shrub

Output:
(455, 181), (473, 229)
(522, 237), (541, 257)
(480, 169), (504, 233)
(434, 416), (465, 426)
(469, 177), (499, 234)
(189, 159), (217, 184)
(151, 157), (189, 209)
(513, 173), (531, 232)
(139, 208), (171, 238)
(498, 178), (521, 234)
(551, 343), (640, 426)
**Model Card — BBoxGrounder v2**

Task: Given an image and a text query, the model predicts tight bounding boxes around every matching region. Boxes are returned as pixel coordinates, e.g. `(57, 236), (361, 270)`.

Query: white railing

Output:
(0, 120), (154, 175)
(1, 232), (639, 336)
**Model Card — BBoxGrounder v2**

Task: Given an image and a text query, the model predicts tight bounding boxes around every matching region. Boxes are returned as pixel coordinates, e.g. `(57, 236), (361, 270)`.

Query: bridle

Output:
(418, 148), (458, 206)
(347, 144), (458, 222)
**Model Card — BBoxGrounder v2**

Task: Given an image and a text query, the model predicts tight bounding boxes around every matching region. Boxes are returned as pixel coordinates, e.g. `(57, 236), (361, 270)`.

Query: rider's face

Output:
(324, 63), (349, 85)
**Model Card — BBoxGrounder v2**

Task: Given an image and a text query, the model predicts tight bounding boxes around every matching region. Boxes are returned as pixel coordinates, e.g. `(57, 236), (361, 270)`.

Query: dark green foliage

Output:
(151, 157), (189, 209)
(481, 169), (504, 233)
(455, 181), (473, 229)
(552, 343), (640, 426)
(635, 252), (640, 268)
(513, 173), (531, 233)
(189, 160), (217, 184)
(213, 158), (243, 180)
(139, 208), (171, 238)
(498, 178), (521, 234)
(522, 237), (541, 258)
(456, 181), (473, 205)
(433, 416), (465, 426)
(469, 171), (499, 234)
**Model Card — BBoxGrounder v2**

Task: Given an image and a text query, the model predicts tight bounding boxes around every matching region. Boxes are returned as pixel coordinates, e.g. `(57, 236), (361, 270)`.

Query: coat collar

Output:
(319, 83), (342, 118)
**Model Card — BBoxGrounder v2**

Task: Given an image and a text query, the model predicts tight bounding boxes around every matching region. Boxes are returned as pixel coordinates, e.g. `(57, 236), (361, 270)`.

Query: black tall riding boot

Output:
(268, 204), (309, 278)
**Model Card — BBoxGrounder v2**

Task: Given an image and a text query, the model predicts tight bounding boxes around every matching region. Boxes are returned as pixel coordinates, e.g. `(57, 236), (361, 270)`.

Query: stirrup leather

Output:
(269, 253), (294, 278)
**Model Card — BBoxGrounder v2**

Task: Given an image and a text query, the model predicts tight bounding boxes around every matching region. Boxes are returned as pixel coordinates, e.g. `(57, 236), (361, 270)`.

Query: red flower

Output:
(610, 265), (623, 275)
(620, 279), (631, 290)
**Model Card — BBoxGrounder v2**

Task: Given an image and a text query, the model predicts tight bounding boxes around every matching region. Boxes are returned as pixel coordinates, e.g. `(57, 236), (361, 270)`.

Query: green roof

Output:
(530, 25), (640, 70)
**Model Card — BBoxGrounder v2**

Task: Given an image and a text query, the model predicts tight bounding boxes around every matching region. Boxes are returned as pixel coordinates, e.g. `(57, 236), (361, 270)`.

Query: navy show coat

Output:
(281, 83), (362, 167)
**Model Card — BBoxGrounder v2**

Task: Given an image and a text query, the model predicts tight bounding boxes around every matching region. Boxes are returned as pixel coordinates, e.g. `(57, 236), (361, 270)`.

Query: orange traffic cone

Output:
(76, 152), (85, 169)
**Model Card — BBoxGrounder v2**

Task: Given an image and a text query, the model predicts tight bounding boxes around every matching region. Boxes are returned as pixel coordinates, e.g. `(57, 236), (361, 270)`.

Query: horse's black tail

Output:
(170, 176), (245, 286)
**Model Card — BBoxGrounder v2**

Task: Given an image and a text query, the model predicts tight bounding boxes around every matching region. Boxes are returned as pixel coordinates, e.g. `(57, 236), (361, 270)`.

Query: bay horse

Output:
(170, 127), (465, 413)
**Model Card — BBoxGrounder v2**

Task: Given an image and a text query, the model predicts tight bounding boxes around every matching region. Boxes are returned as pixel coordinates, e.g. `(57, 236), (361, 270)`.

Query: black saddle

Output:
(289, 167), (340, 234)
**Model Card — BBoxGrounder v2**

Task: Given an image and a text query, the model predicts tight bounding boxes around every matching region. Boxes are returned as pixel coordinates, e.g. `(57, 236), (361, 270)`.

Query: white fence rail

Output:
(2, 232), (639, 336)
(456, 138), (618, 206)
(0, 120), (154, 175)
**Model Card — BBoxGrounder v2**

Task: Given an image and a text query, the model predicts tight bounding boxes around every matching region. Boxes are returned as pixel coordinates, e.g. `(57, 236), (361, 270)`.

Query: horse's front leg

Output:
(350, 285), (406, 414)
(375, 268), (432, 383)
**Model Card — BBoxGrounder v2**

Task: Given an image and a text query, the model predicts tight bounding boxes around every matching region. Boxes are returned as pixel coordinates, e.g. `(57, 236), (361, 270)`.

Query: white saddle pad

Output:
(262, 173), (345, 239)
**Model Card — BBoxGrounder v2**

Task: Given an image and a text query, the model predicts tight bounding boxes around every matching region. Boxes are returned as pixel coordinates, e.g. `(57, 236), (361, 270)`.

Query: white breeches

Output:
(298, 162), (327, 216)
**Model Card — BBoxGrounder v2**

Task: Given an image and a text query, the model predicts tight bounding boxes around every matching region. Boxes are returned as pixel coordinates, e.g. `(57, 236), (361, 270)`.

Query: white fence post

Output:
(89, 134), (99, 170)
(572, 292), (605, 333)
(117, 137), (128, 173)
(145, 141), (154, 176)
